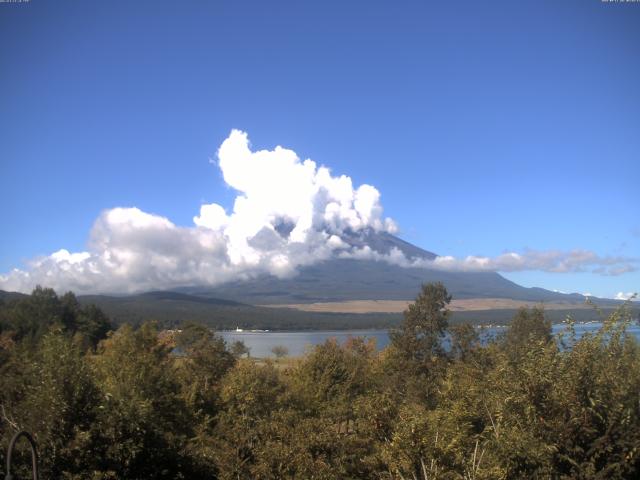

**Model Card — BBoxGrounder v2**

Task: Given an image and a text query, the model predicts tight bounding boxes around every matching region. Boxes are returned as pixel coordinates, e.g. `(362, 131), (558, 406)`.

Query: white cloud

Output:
(1, 131), (396, 294)
(334, 246), (637, 277)
(420, 249), (637, 276)
(614, 292), (638, 301)
(0, 130), (637, 294)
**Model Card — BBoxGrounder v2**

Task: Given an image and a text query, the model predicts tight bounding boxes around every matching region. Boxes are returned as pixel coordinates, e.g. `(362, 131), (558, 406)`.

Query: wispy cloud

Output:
(336, 245), (637, 277)
(423, 249), (638, 276)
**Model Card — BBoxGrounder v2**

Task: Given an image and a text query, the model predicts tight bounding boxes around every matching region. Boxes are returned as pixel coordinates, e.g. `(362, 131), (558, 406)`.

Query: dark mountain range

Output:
(340, 229), (437, 261)
(2, 231), (629, 330)
(180, 230), (593, 305)
(76, 291), (402, 330)
(0, 290), (26, 302)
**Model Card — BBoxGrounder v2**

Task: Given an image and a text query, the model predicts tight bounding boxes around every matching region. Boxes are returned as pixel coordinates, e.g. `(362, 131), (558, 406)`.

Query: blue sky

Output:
(0, 0), (638, 298)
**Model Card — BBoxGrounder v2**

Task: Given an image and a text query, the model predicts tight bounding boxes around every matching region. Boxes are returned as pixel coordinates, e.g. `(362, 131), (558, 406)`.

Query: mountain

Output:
(2, 231), (627, 330)
(75, 291), (401, 330)
(85, 230), (624, 329)
(0, 290), (27, 303)
(180, 230), (592, 305)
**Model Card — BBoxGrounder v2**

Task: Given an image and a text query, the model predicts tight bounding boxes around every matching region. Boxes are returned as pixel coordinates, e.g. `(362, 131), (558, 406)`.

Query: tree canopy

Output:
(1, 285), (639, 479)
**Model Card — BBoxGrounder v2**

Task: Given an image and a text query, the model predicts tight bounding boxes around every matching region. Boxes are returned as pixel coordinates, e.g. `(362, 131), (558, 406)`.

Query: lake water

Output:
(220, 322), (640, 358)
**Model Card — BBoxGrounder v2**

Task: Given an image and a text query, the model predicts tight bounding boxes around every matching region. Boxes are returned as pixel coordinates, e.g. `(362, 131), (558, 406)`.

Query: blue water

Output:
(220, 322), (640, 358)
(221, 329), (391, 358)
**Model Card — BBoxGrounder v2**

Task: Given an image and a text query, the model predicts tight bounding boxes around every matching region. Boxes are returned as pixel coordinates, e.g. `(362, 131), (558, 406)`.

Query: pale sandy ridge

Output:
(262, 298), (591, 314)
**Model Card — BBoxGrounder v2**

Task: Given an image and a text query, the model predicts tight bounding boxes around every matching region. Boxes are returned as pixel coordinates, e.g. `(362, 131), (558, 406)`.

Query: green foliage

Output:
(90, 322), (200, 479)
(1, 286), (640, 479)
(385, 282), (452, 403)
(503, 306), (552, 349)
(391, 282), (452, 361)
(292, 337), (376, 415)
(0, 330), (101, 479)
(212, 359), (287, 479)
(449, 322), (480, 361)
(175, 322), (236, 418)
(0, 286), (112, 348)
(230, 339), (250, 358)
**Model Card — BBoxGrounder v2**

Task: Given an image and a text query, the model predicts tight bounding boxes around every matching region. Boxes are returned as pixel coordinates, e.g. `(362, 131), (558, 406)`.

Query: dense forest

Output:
(1, 285), (639, 479)
(3, 289), (626, 332)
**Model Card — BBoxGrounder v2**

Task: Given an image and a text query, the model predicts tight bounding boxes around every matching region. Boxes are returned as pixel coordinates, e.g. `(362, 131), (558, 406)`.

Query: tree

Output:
(2, 286), (62, 342)
(0, 287), (112, 348)
(449, 322), (480, 361)
(92, 322), (197, 479)
(271, 345), (289, 359)
(391, 282), (452, 361)
(502, 306), (552, 361)
(75, 303), (113, 348)
(385, 282), (452, 402)
(175, 322), (236, 416)
(230, 340), (250, 358)
(213, 360), (286, 479)
(0, 330), (101, 479)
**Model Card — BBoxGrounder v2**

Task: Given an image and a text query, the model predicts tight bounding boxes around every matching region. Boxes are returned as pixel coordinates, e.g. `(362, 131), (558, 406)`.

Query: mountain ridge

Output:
(1, 232), (628, 330)
(178, 230), (596, 305)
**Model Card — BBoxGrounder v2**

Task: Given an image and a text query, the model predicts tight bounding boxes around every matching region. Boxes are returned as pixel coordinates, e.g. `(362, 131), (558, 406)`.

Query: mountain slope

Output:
(76, 291), (401, 330)
(182, 231), (591, 305)
(2, 232), (623, 330)
(183, 259), (587, 304)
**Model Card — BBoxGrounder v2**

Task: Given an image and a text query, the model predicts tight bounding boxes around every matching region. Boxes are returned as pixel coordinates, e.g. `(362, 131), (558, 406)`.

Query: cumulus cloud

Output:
(0, 131), (396, 293)
(0, 130), (637, 294)
(0, 208), (234, 294)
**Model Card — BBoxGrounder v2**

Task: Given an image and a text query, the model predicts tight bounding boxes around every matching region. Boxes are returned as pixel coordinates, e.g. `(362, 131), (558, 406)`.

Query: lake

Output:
(220, 322), (640, 358)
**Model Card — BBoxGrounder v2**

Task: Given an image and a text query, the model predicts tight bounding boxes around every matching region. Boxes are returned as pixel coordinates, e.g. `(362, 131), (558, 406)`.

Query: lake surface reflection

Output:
(220, 322), (640, 358)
